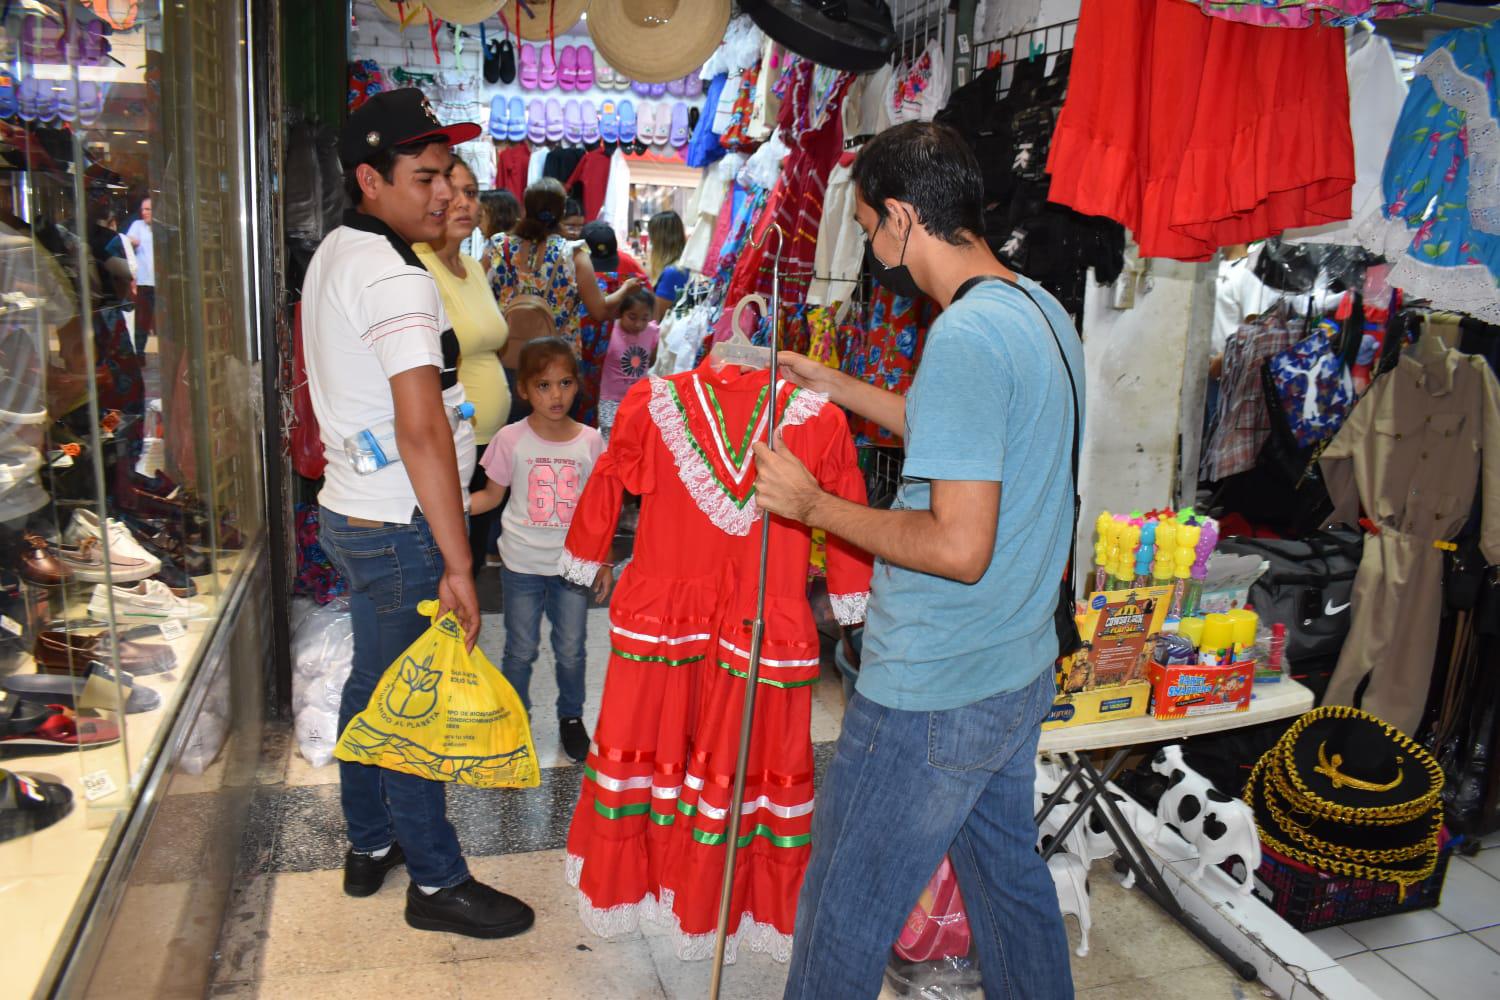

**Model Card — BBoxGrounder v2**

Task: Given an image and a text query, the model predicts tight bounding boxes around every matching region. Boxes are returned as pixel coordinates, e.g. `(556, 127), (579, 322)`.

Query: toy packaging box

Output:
(1147, 659), (1254, 719)
(1059, 585), (1172, 694)
(1047, 585), (1170, 731)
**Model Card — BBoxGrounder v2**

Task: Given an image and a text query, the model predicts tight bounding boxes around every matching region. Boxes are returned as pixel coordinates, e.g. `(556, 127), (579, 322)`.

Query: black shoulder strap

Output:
(952, 274), (1083, 583)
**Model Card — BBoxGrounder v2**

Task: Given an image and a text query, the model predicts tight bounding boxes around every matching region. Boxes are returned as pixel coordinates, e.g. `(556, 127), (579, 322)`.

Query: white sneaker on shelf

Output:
(65, 508), (163, 578)
(135, 436), (165, 478)
(89, 579), (206, 622)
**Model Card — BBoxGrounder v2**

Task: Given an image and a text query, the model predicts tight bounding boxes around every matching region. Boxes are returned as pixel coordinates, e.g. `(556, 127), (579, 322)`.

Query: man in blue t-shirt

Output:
(755, 121), (1083, 1000)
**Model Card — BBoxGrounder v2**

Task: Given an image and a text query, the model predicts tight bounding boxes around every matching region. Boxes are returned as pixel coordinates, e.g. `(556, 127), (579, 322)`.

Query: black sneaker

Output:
(405, 877), (535, 939)
(560, 717), (590, 763)
(343, 843), (406, 897)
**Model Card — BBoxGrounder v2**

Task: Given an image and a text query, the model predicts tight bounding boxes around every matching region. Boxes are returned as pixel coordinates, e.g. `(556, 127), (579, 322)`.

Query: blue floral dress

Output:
(1363, 24), (1500, 321)
(487, 233), (582, 348)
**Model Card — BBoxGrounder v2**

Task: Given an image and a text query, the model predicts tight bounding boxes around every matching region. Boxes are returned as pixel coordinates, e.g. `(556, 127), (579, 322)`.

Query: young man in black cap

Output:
(303, 87), (533, 939)
(580, 220), (648, 284)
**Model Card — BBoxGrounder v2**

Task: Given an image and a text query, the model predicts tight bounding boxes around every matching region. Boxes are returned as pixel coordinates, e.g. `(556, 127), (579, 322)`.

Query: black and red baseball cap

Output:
(338, 88), (482, 170)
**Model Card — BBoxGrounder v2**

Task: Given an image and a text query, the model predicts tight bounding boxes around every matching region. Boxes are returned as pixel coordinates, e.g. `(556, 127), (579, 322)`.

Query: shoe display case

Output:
(0, 2), (276, 996)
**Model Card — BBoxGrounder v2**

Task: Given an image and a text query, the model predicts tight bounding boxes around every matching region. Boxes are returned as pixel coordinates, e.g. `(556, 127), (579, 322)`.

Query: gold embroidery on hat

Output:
(1315, 742), (1404, 794)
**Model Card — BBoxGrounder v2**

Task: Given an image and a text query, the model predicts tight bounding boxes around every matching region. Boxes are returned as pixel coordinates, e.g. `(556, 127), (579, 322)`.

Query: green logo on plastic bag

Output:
(384, 654), (442, 720)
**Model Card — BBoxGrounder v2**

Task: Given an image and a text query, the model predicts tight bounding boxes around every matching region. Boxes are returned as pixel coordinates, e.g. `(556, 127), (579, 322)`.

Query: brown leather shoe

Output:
(34, 630), (176, 677)
(19, 535), (72, 586)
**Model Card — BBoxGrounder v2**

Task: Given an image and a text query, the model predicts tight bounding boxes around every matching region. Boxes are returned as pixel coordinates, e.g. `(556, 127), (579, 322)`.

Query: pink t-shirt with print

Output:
(480, 420), (604, 576)
(599, 320), (660, 403)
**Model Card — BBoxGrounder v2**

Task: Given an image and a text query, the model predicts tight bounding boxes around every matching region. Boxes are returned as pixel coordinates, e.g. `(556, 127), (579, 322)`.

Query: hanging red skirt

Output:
(1047, 0), (1355, 261)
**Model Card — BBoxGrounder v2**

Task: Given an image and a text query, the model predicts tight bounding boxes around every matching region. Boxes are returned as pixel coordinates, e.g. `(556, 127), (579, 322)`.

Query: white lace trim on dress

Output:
(647, 376), (826, 536)
(560, 550), (605, 589)
(829, 591), (870, 626)
(566, 853), (794, 964)
(1416, 45), (1500, 235)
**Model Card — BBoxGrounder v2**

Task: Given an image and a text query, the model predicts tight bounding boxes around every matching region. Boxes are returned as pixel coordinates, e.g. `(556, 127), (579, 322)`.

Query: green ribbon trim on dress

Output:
(592, 800), (651, 820)
(704, 382), (770, 467)
(612, 647), (704, 666)
(717, 660), (819, 688)
(662, 381), (804, 510)
(691, 824), (812, 849)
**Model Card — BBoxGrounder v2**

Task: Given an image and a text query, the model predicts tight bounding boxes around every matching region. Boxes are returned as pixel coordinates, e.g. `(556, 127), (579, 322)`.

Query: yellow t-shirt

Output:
(414, 246), (510, 445)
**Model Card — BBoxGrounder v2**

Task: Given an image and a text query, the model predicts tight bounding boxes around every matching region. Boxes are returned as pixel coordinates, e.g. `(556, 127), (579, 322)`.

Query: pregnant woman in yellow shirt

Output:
(415, 157), (510, 573)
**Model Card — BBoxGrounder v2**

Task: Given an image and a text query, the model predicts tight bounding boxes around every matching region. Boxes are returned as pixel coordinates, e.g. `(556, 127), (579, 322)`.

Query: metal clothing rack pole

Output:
(708, 223), (788, 1000)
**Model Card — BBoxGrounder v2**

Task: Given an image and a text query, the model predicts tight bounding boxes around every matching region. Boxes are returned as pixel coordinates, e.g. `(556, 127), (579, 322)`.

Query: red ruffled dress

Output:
(1047, 0), (1355, 261)
(560, 360), (872, 963)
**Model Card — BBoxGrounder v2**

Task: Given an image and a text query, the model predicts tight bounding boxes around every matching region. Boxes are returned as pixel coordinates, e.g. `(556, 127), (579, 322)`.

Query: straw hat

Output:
(504, 0), (589, 41)
(373, 0), (429, 28)
(424, 0), (507, 23)
(587, 0), (731, 84)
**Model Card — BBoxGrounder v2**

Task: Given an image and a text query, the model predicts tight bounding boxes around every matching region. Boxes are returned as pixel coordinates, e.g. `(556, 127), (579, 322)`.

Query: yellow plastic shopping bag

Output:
(334, 600), (540, 789)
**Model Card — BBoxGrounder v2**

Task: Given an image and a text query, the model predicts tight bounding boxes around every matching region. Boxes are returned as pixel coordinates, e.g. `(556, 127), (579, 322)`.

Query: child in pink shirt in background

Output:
(597, 288), (659, 444)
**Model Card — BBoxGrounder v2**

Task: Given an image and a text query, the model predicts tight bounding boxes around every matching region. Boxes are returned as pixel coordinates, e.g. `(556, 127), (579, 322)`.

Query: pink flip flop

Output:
(653, 102), (671, 145)
(519, 43), (539, 90)
(559, 45), (577, 92)
(636, 102), (655, 145)
(540, 45), (558, 91)
(545, 97), (565, 143)
(576, 46), (596, 91)
(581, 100), (600, 144)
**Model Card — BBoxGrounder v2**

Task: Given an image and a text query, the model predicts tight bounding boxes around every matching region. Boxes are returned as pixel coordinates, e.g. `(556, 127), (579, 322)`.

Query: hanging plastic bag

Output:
(334, 600), (540, 789)
(895, 855), (973, 962)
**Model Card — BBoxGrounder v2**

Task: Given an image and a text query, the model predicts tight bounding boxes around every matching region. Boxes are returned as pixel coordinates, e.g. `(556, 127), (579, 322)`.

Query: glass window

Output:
(0, 3), (264, 994)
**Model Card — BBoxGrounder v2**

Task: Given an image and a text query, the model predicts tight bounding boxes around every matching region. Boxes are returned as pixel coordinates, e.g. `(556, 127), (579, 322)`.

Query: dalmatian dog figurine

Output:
(1191, 795), (1261, 895)
(1047, 851), (1092, 957)
(1150, 745), (1217, 846)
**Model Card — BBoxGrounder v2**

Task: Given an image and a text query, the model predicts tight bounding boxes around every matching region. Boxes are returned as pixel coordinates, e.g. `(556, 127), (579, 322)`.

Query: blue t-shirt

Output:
(858, 276), (1085, 712)
(654, 264), (689, 305)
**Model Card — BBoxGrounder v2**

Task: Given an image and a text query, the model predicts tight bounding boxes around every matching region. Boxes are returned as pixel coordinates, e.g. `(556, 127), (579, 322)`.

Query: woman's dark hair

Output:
(480, 189), (520, 237)
(620, 287), (656, 315)
(851, 121), (984, 245)
(516, 336), (579, 386)
(342, 138), (449, 207)
(513, 177), (567, 243)
(647, 210), (686, 282)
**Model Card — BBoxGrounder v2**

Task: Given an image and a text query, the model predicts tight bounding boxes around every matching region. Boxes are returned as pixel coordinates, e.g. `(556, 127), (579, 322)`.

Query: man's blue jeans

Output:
(499, 565), (589, 720)
(320, 509), (469, 889)
(783, 668), (1073, 1000)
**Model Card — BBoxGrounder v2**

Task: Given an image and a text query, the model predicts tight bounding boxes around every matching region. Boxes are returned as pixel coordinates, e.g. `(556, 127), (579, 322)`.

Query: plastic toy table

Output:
(1035, 680), (1315, 980)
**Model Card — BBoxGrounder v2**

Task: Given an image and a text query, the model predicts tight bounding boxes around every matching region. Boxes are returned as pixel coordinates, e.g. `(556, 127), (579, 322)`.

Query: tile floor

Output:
(213, 602), (1500, 999)
(1303, 832), (1500, 1000)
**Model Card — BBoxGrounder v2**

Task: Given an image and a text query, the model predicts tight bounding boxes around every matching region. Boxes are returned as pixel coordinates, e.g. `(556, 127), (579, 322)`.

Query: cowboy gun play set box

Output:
(1045, 586), (1169, 730)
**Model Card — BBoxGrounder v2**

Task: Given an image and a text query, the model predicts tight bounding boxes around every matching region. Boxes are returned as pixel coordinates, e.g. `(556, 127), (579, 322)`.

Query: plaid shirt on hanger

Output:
(1202, 307), (1306, 482)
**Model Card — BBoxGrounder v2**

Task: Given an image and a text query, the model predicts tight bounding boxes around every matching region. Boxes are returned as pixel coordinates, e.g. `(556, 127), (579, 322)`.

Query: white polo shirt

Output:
(303, 211), (476, 524)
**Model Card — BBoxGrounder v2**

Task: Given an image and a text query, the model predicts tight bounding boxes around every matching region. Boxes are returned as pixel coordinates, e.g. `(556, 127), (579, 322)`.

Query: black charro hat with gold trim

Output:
(1244, 707), (1444, 893)
(1275, 706), (1442, 824)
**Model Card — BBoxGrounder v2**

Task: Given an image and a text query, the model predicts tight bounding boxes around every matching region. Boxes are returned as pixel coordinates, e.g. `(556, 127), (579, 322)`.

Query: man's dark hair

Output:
(343, 138), (449, 207)
(851, 121), (984, 245)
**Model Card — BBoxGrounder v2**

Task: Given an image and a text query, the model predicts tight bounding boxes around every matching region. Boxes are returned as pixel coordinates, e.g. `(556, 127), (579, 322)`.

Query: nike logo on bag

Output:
(1324, 601), (1351, 616)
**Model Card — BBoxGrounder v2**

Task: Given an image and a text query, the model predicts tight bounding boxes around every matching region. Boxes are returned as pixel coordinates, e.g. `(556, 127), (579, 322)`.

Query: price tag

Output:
(957, 34), (971, 55)
(0, 614), (21, 637)
(159, 619), (187, 641)
(81, 769), (119, 802)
